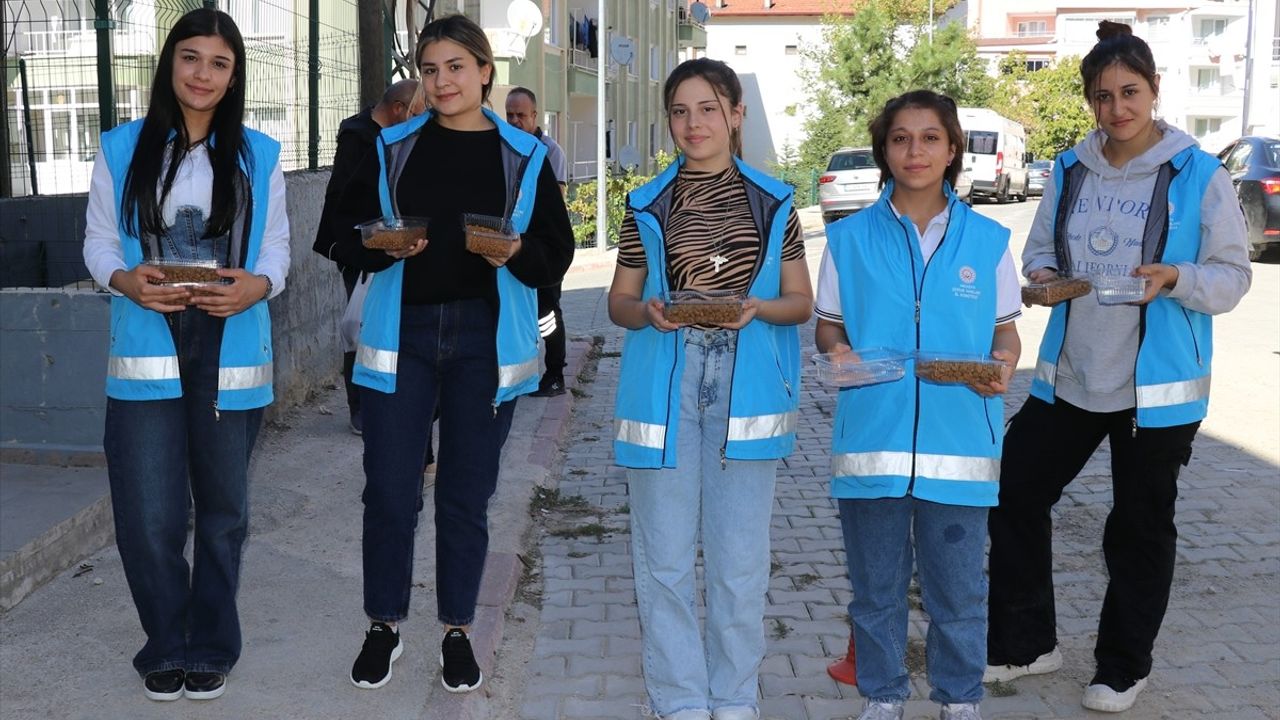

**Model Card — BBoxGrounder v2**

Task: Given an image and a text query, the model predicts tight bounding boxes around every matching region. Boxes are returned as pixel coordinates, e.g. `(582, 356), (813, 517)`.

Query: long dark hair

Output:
(121, 8), (249, 239)
(663, 58), (744, 157)
(1080, 21), (1158, 102)
(868, 90), (965, 189)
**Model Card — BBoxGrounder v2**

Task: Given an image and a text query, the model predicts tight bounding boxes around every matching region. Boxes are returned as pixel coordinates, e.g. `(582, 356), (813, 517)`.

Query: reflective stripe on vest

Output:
(109, 355), (179, 381)
(1137, 375), (1210, 409)
(833, 451), (999, 482)
(357, 344), (397, 375)
(219, 364), (272, 392)
(499, 357), (539, 389)
(728, 410), (796, 442)
(1035, 358), (1057, 386)
(616, 418), (665, 449)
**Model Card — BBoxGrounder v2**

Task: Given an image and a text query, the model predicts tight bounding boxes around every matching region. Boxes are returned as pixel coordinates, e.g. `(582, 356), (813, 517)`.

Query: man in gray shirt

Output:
(506, 87), (569, 396)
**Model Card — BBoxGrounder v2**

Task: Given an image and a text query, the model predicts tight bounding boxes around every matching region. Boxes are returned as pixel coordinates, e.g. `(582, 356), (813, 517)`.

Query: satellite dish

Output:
(506, 0), (543, 38)
(610, 36), (635, 66)
(620, 145), (641, 171)
(690, 1), (710, 23)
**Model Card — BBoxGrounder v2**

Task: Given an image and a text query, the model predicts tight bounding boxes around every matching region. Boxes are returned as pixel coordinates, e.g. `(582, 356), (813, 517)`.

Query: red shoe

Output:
(827, 633), (857, 686)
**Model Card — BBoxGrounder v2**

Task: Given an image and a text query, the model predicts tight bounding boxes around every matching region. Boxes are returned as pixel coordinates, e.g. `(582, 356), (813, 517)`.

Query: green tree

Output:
(992, 53), (1094, 159)
(796, 0), (992, 185)
(566, 150), (675, 248)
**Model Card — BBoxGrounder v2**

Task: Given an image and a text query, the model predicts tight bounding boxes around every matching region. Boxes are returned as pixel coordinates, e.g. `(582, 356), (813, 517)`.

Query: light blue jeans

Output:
(629, 328), (778, 717)
(839, 496), (988, 705)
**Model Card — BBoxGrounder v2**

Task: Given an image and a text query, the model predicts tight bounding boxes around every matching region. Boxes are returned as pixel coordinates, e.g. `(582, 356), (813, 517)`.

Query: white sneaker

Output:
(983, 646), (1063, 683)
(857, 700), (905, 720)
(663, 711), (712, 720)
(1082, 676), (1148, 713)
(940, 702), (982, 720)
(712, 707), (759, 720)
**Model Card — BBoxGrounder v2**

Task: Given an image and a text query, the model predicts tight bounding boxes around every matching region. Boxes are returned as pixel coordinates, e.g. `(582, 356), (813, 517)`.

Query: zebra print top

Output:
(617, 164), (805, 296)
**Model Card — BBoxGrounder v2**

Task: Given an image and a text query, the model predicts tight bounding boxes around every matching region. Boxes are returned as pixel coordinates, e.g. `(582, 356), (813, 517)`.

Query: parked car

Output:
(819, 147), (879, 224)
(1027, 160), (1053, 196)
(1217, 136), (1280, 260)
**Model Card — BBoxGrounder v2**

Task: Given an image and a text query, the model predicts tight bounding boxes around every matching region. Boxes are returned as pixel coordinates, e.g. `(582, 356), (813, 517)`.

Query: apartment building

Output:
(699, 0), (859, 169)
(468, 0), (702, 181)
(969, 0), (1280, 153)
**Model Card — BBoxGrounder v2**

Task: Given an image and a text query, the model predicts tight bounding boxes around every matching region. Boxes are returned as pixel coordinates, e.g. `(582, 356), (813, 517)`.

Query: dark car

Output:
(1027, 160), (1053, 197)
(1218, 136), (1280, 260)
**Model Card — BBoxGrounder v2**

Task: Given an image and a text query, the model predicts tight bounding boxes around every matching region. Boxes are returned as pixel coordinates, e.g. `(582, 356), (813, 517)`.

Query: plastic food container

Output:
(812, 348), (909, 387)
(463, 213), (518, 257)
(1021, 276), (1092, 306)
(662, 290), (745, 325)
(358, 216), (429, 251)
(144, 258), (226, 287)
(1091, 274), (1147, 305)
(914, 351), (1009, 386)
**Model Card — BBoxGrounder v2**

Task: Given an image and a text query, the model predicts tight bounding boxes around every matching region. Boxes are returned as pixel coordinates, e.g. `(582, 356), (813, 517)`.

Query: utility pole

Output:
(1241, 0), (1255, 135)
(596, 0), (607, 251)
(358, 0), (386, 107)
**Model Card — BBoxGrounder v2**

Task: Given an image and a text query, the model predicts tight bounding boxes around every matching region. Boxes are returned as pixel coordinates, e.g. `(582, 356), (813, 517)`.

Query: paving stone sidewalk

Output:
(516, 326), (1280, 720)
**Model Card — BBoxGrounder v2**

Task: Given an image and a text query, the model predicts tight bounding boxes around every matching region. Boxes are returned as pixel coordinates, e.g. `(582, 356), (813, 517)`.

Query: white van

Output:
(958, 108), (1029, 203)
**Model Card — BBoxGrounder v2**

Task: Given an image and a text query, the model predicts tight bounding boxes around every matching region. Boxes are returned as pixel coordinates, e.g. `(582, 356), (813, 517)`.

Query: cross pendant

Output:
(709, 254), (729, 273)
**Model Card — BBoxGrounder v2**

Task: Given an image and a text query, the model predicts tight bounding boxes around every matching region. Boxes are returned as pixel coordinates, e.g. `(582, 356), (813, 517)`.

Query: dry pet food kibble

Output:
(1021, 277), (1092, 306)
(148, 263), (222, 284)
(662, 302), (743, 325)
(364, 225), (425, 250)
(915, 359), (1005, 385)
(464, 225), (515, 257)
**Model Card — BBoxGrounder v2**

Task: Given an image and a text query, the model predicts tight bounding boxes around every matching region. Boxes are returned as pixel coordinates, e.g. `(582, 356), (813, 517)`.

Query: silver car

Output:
(819, 147), (880, 224)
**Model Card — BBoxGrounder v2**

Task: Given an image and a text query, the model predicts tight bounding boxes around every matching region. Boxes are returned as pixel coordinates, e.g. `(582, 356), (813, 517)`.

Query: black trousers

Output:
(537, 284), (566, 380)
(987, 395), (1199, 685)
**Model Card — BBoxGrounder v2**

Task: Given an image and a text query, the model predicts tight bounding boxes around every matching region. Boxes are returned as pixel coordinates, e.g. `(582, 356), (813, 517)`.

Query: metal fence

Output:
(2, 0), (361, 199)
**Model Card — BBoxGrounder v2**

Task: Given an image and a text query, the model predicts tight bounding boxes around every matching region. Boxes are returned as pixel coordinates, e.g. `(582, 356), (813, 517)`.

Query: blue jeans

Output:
(152, 206), (230, 265)
(105, 308), (262, 677)
(360, 300), (516, 625)
(629, 329), (777, 716)
(839, 497), (988, 705)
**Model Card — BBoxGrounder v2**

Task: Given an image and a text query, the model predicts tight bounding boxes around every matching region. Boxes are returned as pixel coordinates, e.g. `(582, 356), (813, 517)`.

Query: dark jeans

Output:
(988, 396), (1199, 685)
(537, 284), (565, 380)
(360, 300), (516, 625)
(105, 308), (263, 676)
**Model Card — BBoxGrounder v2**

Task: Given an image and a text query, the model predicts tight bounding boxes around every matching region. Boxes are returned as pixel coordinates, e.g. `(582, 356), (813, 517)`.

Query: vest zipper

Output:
(720, 337), (740, 469)
(213, 400), (220, 422)
(1181, 308), (1202, 366)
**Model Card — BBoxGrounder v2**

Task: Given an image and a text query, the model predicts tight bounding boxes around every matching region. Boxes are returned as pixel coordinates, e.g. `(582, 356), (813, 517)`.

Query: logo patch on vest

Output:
(953, 266), (981, 300)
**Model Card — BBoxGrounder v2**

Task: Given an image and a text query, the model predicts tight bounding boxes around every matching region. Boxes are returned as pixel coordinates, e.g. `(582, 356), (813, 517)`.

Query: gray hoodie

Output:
(1024, 121), (1252, 413)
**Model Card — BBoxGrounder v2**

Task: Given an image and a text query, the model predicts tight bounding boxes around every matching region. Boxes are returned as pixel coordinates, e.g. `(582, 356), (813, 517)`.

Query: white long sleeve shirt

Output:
(83, 144), (291, 299)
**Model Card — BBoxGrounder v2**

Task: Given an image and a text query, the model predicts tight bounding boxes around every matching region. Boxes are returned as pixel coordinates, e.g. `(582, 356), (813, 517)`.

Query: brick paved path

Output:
(516, 320), (1278, 720)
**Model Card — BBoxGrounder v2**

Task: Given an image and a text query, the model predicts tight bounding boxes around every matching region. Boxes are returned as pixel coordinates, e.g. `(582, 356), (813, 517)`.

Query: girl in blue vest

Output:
(609, 58), (813, 720)
(985, 22), (1251, 714)
(334, 15), (574, 694)
(814, 90), (1023, 720)
(81, 8), (290, 702)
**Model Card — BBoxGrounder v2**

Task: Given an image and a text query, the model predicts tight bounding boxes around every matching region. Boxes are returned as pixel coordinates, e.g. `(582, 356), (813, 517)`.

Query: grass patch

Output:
(514, 547), (543, 607)
(570, 387), (589, 399)
(770, 559), (783, 575)
(567, 551), (590, 559)
(568, 468), (589, 476)
(549, 522), (613, 541)
(600, 351), (621, 358)
(985, 679), (1018, 697)
(770, 618), (791, 640)
(793, 573), (820, 590)
(530, 487), (591, 515)
(905, 638), (927, 675)
(616, 502), (630, 514)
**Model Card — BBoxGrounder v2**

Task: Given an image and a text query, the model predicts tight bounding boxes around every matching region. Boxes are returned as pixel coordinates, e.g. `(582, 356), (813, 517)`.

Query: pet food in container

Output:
(145, 258), (226, 287)
(812, 348), (909, 388)
(1021, 276), (1092, 306)
(914, 351), (1009, 386)
(463, 213), (518, 257)
(661, 290), (746, 325)
(358, 216), (429, 251)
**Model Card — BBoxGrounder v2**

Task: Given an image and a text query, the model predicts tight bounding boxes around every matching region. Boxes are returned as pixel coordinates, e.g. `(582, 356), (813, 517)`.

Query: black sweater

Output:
(325, 117), (574, 306)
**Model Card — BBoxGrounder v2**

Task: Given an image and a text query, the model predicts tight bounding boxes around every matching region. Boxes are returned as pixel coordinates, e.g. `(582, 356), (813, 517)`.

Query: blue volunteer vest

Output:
(1031, 145), (1219, 427)
(613, 155), (801, 469)
(828, 182), (1009, 507)
(99, 120), (279, 410)
(353, 107), (546, 405)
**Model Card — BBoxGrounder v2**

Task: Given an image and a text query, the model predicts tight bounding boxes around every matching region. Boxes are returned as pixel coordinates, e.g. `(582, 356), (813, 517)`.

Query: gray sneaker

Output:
(857, 700), (905, 720)
(940, 703), (982, 720)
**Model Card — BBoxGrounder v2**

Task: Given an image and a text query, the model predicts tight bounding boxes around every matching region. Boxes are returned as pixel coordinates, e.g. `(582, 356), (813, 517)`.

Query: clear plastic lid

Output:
(463, 213), (518, 256)
(913, 350), (1010, 386)
(357, 216), (429, 250)
(144, 258), (226, 286)
(1091, 274), (1147, 305)
(811, 348), (909, 388)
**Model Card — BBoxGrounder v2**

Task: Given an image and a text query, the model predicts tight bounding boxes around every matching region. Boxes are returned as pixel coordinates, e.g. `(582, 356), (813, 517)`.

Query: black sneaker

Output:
(529, 377), (565, 398)
(142, 669), (184, 701)
(439, 628), (483, 693)
(183, 671), (226, 700)
(351, 622), (403, 689)
(349, 410), (363, 436)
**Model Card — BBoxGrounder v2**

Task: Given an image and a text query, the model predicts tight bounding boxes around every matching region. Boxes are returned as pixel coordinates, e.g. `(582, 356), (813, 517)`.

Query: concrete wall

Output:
(0, 169), (344, 462)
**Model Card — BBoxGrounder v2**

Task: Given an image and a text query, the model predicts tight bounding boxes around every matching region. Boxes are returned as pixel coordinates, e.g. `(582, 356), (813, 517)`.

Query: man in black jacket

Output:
(314, 79), (421, 434)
